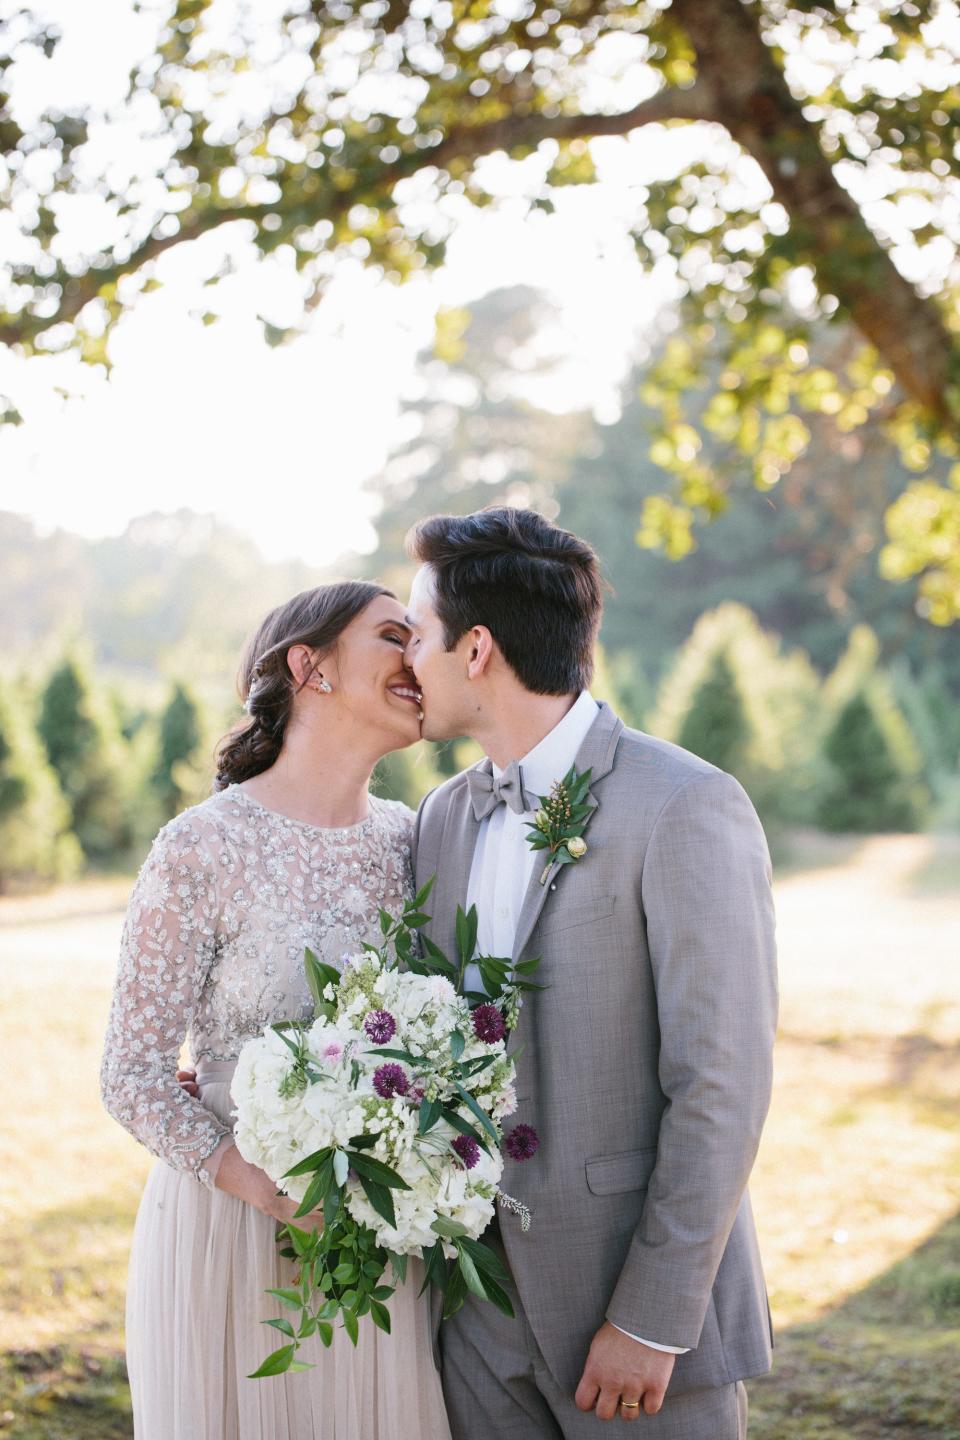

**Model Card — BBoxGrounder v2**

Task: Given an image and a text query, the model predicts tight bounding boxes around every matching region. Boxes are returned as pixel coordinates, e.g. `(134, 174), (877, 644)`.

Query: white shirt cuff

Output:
(609, 1323), (689, 1354)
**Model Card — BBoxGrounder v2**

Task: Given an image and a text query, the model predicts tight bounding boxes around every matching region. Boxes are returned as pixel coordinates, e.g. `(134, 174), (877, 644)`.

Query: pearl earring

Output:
(313, 676), (332, 694)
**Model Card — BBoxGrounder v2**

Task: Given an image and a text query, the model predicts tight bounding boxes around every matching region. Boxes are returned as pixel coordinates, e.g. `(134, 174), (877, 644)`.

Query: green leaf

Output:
(450, 1029), (466, 1061)
(442, 1262), (468, 1320)
(370, 1299), (392, 1333)
(294, 1158), (332, 1218)
(265, 1287), (303, 1311)
(263, 1317), (296, 1337)
(342, 1309), (359, 1346)
(357, 1173), (397, 1229)
(459, 1236), (511, 1285)
(303, 946), (341, 1003)
(248, 1343), (296, 1378)
(431, 1215), (469, 1239)
(513, 957), (542, 975)
(418, 1097), (442, 1134)
(473, 1271), (515, 1318)
(334, 1262), (357, 1283)
(333, 1149), (349, 1187)
(455, 905), (478, 966)
(453, 1082), (498, 1142)
(317, 1322), (334, 1348)
(346, 1133), (378, 1151)
(419, 1240), (447, 1296)
(283, 1146), (334, 1179)
(439, 1106), (491, 1153)
(286, 1223), (316, 1258)
(388, 1250), (408, 1286)
(347, 1152), (413, 1189)
(412, 875), (436, 908)
(364, 1046), (420, 1065)
(455, 1243), (489, 1301)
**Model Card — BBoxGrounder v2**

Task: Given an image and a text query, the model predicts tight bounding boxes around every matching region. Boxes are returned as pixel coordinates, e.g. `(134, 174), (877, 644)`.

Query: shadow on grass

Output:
(751, 1208), (960, 1440)
(2, 1200), (959, 1439)
(0, 1194), (137, 1440)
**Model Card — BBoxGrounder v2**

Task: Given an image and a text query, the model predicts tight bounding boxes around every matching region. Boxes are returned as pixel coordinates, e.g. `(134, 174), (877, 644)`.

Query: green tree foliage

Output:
(675, 652), (751, 777)
(816, 627), (928, 832)
(37, 656), (136, 862)
(151, 681), (210, 820)
(359, 288), (960, 690)
(0, 681), (82, 890)
(372, 742), (447, 811)
(3, 2), (959, 615)
(648, 603), (822, 828)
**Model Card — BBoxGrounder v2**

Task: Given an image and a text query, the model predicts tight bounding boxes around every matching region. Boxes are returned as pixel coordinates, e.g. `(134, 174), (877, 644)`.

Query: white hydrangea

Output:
(230, 951), (518, 1252)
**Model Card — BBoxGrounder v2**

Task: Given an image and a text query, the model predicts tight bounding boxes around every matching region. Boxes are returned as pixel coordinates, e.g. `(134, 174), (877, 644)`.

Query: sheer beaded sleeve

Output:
(100, 811), (233, 1189)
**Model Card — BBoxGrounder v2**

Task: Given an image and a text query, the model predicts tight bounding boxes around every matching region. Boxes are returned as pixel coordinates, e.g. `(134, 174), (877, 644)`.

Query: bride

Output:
(100, 580), (451, 1440)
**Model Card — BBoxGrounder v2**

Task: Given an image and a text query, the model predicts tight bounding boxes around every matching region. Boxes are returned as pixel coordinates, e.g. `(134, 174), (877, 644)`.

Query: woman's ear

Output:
(286, 644), (317, 687)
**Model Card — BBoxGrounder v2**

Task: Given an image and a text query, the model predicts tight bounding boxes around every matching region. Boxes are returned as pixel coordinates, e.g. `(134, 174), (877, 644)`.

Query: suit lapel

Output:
(511, 702), (625, 963)
(427, 762), (486, 959)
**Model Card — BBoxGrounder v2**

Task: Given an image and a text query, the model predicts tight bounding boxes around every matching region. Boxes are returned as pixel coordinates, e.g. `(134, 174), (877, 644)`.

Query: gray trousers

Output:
(439, 1267), (748, 1440)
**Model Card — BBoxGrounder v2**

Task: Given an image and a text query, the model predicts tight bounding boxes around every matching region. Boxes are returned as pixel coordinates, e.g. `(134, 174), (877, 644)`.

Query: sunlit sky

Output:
(2, 0), (956, 565)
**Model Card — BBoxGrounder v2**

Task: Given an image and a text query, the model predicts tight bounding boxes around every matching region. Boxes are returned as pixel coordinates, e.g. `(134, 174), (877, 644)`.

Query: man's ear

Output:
(464, 626), (495, 680)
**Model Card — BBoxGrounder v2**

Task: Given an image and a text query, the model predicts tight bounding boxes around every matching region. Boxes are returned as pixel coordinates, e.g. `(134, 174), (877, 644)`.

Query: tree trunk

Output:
(671, 0), (957, 423)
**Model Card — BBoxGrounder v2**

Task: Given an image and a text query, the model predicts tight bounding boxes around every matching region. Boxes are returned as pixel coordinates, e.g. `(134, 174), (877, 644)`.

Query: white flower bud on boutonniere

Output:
(523, 767), (596, 883)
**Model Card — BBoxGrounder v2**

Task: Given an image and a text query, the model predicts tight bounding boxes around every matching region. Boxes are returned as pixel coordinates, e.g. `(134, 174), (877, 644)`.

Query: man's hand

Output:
(574, 1323), (676, 1422)
(176, 1067), (199, 1097)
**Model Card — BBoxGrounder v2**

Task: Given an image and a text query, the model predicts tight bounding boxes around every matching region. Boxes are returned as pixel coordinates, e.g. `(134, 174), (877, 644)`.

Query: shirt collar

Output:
(492, 691), (599, 803)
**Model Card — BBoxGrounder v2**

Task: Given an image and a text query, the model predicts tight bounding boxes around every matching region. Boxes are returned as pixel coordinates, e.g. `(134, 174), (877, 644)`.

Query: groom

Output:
(403, 507), (778, 1439)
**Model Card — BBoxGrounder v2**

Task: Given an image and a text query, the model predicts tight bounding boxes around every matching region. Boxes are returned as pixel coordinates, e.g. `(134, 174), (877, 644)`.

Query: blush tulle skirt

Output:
(124, 1061), (452, 1440)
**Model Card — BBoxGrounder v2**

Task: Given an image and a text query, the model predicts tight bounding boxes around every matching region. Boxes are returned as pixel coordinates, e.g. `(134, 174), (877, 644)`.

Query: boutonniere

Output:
(525, 766), (596, 885)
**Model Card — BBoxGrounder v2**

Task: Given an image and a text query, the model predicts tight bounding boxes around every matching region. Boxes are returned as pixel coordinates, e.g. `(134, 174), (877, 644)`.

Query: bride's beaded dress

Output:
(101, 784), (451, 1440)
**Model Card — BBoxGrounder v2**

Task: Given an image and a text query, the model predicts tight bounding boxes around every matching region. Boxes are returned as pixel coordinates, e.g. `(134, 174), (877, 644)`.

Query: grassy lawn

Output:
(0, 839), (958, 1438)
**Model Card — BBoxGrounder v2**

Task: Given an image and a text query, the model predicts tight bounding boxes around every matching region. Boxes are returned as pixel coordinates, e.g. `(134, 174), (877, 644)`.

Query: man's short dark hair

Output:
(408, 507), (604, 695)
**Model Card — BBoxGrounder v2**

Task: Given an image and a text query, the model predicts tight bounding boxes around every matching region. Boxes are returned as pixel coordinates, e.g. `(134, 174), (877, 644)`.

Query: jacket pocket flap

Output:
(585, 1146), (657, 1196)
(538, 891), (617, 936)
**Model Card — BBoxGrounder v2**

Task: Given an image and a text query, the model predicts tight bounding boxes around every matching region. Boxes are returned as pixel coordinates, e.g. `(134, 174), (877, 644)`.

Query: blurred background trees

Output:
(3, 2), (960, 880)
(4, 273), (960, 880)
(3, 0), (960, 618)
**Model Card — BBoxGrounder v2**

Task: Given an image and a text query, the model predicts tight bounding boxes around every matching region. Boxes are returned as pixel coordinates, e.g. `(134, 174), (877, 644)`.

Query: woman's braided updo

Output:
(214, 580), (393, 791)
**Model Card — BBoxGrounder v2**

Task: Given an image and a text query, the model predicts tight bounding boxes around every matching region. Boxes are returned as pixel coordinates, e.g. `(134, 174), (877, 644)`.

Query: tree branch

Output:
(669, 0), (957, 422)
(0, 84), (713, 351)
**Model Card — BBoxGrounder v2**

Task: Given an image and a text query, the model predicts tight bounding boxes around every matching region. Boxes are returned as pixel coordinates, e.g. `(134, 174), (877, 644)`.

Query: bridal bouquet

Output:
(231, 881), (542, 1377)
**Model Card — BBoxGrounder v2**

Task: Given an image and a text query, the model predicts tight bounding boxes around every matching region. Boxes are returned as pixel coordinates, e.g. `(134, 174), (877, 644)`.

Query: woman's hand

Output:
(213, 1140), (324, 1230)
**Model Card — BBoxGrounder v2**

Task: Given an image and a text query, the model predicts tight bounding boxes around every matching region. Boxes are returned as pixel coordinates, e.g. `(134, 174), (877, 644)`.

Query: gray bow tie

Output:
(467, 761), (535, 821)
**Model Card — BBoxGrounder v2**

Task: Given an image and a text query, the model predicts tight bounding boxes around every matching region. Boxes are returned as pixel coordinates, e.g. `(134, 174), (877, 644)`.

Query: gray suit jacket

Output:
(413, 703), (778, 1398)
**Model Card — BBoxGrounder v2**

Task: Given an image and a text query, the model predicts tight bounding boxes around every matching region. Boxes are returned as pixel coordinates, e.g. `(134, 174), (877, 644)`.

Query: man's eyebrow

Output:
(403, 613), (419, 628)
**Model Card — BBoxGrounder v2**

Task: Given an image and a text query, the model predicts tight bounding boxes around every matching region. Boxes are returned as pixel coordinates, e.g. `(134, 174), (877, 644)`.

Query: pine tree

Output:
(648, 603), (822, 829)
(816, 628), (928, 832)
(0, 681), (82, 890)
(152, 682), (204, 820)
(37, 656), (135, 862)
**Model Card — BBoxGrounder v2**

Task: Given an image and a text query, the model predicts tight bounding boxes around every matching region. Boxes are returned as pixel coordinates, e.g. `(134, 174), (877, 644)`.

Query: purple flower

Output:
(373, 1062), (409, 1099)
(472, 1003), (507, 1045)
(452, 1135), (481, 1171)
(504, 1124), (539, 1162)
(364, 1009), (397, 1045)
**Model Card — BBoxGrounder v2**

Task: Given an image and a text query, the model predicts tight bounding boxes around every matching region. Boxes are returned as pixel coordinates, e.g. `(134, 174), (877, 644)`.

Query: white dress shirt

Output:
(465, 691), (688, 1357)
